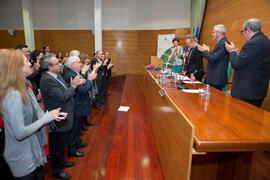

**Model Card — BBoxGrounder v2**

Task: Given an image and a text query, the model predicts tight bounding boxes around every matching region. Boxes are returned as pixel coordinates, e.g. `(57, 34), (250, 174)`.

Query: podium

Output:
(144, 69), (270, 180)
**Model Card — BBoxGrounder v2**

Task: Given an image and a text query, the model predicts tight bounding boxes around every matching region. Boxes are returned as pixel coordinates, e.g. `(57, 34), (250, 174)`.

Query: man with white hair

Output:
(63, 56), (97, 157)
(198, 24), (230, 90)
(69, 50), (80, 57)
(225, 18), (270, 107)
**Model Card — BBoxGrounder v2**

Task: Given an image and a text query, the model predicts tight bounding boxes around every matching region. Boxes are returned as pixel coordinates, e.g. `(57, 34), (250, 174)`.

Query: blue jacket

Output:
(203, 37), (230, 86)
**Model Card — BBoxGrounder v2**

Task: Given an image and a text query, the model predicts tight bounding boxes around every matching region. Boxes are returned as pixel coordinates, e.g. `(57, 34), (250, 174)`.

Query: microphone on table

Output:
(177, 68), (204, 90)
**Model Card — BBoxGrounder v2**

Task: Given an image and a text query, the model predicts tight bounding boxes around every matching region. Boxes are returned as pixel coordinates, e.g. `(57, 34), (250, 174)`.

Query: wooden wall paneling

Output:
(199, 0), (270, 111)
(0, 28), (189, 76)
(0, 30), (25, 49)
(34, 30), (95, 56)
(103, 28), (189, 76)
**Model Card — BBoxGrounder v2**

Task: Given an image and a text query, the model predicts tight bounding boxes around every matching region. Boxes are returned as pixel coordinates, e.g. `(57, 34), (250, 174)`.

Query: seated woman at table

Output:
(0, 49), (64, 179)
(183, 36), (204, 81)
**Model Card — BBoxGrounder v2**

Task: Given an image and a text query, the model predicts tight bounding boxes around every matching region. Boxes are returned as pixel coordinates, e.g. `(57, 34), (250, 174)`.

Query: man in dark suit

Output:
(63, 56), (97, 158)
(104, 52), (114, 96)
(198, 24), (230, 90)
(40, 53), (83, 180)
(91, 50), (106, 109)
(225, 18), (270, 107)
(183, 36), (204, 81)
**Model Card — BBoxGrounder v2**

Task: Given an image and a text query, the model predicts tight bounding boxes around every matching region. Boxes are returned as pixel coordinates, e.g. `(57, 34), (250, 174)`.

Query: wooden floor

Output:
(44, 75), (163, 180)
(44, 75), (270, 180)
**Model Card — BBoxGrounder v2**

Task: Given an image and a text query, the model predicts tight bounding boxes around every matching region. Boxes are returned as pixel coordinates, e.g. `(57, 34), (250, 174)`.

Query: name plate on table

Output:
(159, 89), (166, 97)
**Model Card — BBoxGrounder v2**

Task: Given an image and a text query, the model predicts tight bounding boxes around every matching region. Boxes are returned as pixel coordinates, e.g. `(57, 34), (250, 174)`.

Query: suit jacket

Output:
(203, 37), (230, 86)
(184, 46), (204, 81)
(91, 57), (106, 90)
(40, 72), (75, 132)
(63, 67), (93, 117)
(230, 31), (270, 100)
(106, 58), (112, 78)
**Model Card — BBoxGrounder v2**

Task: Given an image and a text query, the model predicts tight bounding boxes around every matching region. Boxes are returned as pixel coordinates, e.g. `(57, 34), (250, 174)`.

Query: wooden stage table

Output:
(144, 69), (270, 180)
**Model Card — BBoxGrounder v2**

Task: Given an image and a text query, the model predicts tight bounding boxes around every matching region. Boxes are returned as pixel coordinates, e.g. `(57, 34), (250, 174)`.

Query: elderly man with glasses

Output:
(225, 18), (270, 107)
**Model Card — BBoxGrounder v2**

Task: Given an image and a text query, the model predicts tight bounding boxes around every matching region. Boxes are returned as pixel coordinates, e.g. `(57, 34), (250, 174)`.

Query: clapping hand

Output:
(108, 62), (114, 69)
(71, 75), (84, 88)
(225, 42), (238, 53)
(87, 71), (97, 81)
(47, 108), (61, 121)
(81, 64), (90, 74)
(93, 61), (102, 72)
(104, 58), (109, 65)
(198, 44), (209, 52)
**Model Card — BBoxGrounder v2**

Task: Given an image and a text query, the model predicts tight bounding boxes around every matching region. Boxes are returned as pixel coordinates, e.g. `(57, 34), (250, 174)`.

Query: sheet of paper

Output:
(182, 89), (201, 93)
(117, 106), (130, 112)
(183, 81), (202, 84)
(178, 75), (190, 81)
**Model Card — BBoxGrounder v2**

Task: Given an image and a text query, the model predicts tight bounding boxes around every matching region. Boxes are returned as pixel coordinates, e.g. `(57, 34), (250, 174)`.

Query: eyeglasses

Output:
(240, 29), (247, 34)
(52, 62), (60, 66)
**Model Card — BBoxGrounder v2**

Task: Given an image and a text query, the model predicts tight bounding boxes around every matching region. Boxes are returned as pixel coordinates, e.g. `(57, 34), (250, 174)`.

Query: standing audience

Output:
(40, 53), (83, 180)
(63, 56), (97, 158)
(0, 49), (63, 179)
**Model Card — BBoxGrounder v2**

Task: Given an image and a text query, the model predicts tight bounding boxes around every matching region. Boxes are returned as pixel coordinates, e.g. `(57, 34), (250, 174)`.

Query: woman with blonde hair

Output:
(0, 49), (65, 180)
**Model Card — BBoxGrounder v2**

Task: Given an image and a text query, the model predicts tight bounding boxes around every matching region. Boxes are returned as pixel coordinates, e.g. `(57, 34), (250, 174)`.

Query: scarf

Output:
(25, 81), (48, 167)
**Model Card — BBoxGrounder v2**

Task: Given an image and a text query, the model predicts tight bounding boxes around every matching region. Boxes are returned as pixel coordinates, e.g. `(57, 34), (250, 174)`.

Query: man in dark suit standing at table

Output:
(40, 53), (83, 179)
(198, 24), (230, 90)
(225, 18), (270, 107)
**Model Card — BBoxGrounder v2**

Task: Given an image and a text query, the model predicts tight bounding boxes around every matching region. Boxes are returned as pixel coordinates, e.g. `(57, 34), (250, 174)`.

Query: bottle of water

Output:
(173, 75), (177, 88)
(205, 84), (210, 99)
(162, 72), (166, 84)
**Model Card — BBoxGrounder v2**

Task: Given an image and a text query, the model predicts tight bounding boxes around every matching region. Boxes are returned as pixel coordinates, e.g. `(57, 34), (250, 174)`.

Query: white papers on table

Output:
(180, 75), (190, 80)
(176, 75), (190, 81)
(117, 106), (130, 112)
(183, 81), (202, 84)
(182, 89), (204, 93)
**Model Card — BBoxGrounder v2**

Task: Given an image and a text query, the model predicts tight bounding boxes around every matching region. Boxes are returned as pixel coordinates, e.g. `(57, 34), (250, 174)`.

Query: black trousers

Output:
(242, 99), (264, 108)
(49, 132), (67, 175)
(0, 129), (13, 180)
(81, 116), (89, 127)
(68, 116), (82, 154)
(14, 166), (44, 180)
(95, 75), (106, 105)
(104, 76), (110, 93)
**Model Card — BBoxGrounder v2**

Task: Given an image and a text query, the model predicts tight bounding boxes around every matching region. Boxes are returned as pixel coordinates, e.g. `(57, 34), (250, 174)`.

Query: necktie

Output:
(57, 75), (67, 89)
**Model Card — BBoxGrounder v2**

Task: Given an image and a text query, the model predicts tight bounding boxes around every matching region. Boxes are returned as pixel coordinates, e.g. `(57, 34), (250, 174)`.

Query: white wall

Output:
(0, 0), (190, 30)
(0, 0), (24, 29)
(102, 0), (190, 30)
